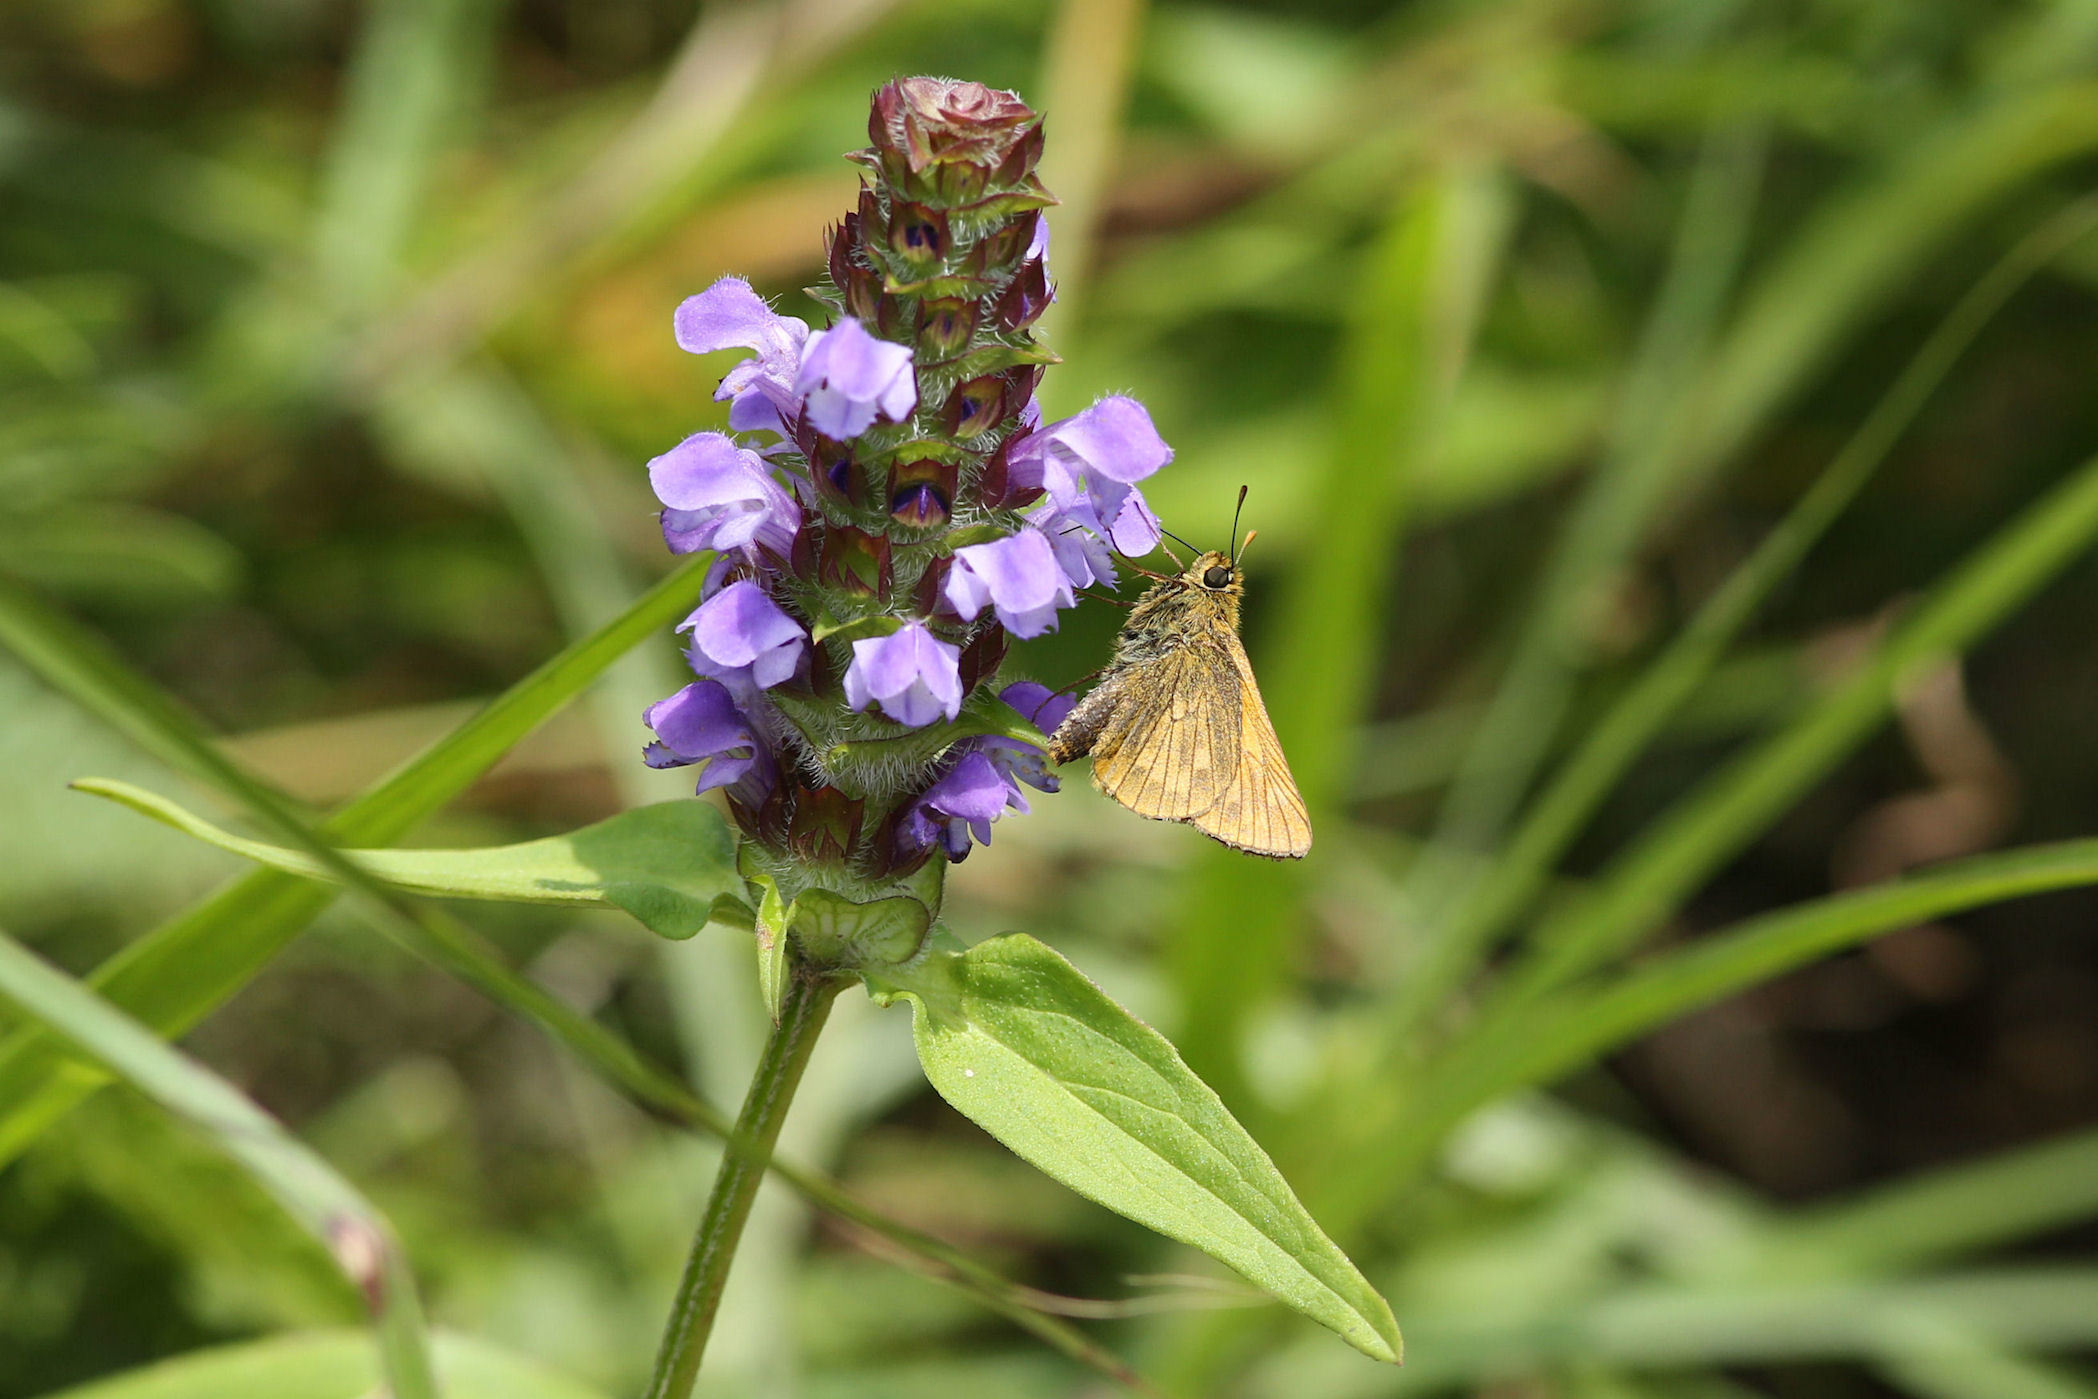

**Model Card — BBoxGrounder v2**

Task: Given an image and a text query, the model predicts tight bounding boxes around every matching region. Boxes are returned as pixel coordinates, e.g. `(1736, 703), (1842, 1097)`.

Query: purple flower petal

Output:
(673, 278), (809, 444)
(678, 580), (806, 692)
(647, 432), (800, 560)
(641, 680), (775, 803)
(1032, 500), (1119, 589)
(943, 528), (1076, 639)
(795, 317), (918, 440)
(1102, 485), (1162, 557)
(1000, 680), (1076, 735)
(843, 622), (961, 728)
(1026, 212), (1051, 269)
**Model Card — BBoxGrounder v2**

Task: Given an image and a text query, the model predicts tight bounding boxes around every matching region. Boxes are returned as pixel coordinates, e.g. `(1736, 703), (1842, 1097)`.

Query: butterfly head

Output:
(1182, 549), (1243, 595)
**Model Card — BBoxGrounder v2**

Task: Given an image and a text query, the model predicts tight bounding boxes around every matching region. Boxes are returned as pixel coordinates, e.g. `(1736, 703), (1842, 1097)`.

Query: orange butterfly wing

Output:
(1190, 631), (1311, 859)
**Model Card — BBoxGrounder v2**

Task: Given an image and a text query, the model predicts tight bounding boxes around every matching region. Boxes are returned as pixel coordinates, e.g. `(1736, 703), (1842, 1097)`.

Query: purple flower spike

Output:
(795, 317), (917, 440)
(943, 528), (1076, 639)
(643, 680), (776, 803)
(678, 580), (806, 692)
(674, 277), (810, 442)
(648, 432), (800, 560)
(844, 621), (961, 728)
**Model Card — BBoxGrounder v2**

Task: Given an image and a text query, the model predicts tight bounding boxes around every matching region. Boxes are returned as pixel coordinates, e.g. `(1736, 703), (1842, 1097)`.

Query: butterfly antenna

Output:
(1156, 524), (1199, 569)
(1229, 485), (1250, 563)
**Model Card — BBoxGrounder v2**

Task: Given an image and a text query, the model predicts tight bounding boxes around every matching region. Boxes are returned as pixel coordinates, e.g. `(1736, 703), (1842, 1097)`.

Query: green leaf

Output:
(753, 874), (790, 1022)
(0, 926), (437, 1399)
(74, 780), (739, 940)
(874, 934), (1401, 1364)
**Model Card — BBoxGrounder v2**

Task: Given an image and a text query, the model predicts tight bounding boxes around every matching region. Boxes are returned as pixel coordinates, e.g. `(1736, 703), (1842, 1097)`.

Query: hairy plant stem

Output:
(644, 963), (842, 1399)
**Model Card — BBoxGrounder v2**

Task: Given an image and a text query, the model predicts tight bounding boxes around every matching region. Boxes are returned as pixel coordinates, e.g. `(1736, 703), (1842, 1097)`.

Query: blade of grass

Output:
(0, 553), (707, 1163)
(1506, 444), (2098, 1002)
(1423, 82), (2098, 877)
(1165, 166), (1511, 1094)
(1386, 197), (2098, 1040)
(0, 926), (438, 1399)
(1034, 0), (1150, 348)
(1426, 124), (1764, 866)
(1730, 1124), (2098, 1284)
(312, 0), (496, 309)
(1378, 841), (2098, 1178)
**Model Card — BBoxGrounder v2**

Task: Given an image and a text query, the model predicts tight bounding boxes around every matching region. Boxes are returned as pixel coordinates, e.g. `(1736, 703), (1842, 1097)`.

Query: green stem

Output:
(644, 964), (842, 1399)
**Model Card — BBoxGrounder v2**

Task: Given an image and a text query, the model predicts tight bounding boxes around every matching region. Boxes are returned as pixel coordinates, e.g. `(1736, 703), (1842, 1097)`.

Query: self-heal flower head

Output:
(678, 580), (806, 692)
(943, 528), (1075, 639)
(794, 317), (917, 440)
(843, 622), (961, 728)
(674, 278), (810, 443)
(648, 432), (800, 560)
(643, 679), (776, 804)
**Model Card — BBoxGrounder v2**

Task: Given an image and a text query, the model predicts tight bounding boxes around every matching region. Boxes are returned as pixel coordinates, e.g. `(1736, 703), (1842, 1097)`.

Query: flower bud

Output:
(888, 456), (959, 530)
(993, 258), (1052, 332)
(818, 524), (892, 598)
(919, 296), (978, 361)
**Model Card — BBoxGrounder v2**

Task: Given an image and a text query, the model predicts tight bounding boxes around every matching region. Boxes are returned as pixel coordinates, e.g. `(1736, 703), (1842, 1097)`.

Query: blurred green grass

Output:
(5, 0), (2098, 1395)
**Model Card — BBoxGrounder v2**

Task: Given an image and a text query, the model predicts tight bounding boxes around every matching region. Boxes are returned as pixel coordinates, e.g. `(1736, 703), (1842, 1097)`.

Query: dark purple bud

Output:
(957, 625), (1009, 701)
(818, 524), (892, 598)
(889, 202), (949, 271)
(915, 553), (955, 618)
(888, 456), (958, 529)
(829, 216), (882, 322)
(992, 259), (1052, 332)
(974, 434), (1043, 511)
(919, 296), (978, 360)
(870, 77), (1038, 177)
(944, 375), (1005, 439)
(994, 119), (1047, 186)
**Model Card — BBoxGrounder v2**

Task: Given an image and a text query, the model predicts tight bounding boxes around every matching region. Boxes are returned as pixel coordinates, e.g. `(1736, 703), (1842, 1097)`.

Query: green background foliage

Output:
(4, 0), (2098, 1394)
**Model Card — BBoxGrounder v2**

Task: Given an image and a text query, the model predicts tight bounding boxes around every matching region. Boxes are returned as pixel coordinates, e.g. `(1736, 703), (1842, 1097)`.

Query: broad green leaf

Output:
(75, 780), (739, 940)
(39, 1329), (612, 1399)
(0, 927), (436, 1399)
(875, 933), (1401, 1363)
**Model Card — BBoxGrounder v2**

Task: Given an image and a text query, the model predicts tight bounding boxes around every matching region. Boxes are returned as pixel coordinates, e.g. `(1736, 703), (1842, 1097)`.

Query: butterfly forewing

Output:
(1090, 642), (1240, 821)
(1190, 633), (1312, 858)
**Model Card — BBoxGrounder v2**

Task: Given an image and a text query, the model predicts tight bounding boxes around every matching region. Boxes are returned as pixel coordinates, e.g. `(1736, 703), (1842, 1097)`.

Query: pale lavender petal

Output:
(679, 581), (805, 691)
(674, 277), (808, 364)
(1046, 395), (1172, 484)
(945, 529), (1074, 639)
(844, 622), (961, 728)
(1102, 486), (1163, 557)
(795, 318), (917, 440)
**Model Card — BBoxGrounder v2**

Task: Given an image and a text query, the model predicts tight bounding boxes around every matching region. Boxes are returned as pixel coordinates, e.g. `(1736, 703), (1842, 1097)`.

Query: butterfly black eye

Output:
(1203, 565), (1233, 589)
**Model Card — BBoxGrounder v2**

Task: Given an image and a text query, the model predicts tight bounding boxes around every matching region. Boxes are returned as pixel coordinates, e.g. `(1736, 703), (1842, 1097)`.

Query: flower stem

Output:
(644, 964), (843, 1399)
